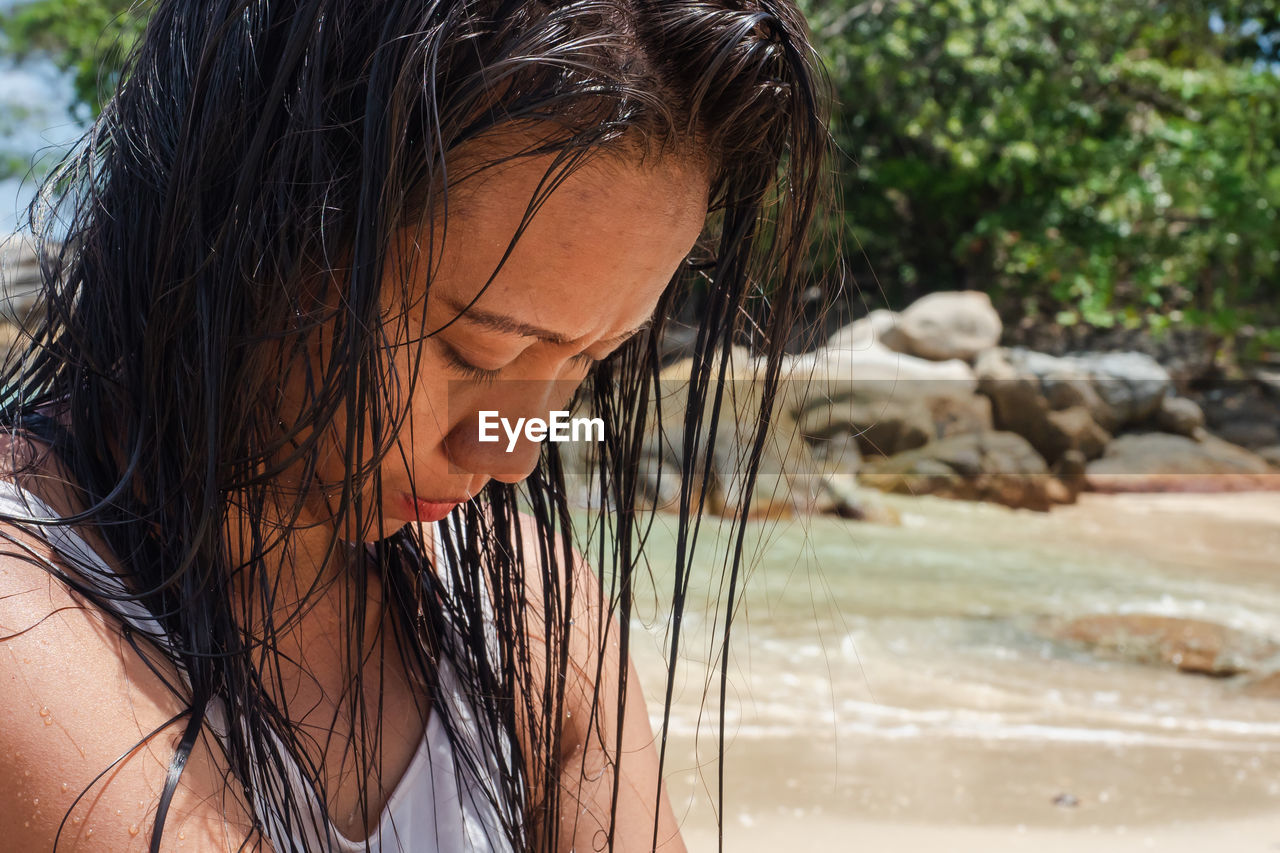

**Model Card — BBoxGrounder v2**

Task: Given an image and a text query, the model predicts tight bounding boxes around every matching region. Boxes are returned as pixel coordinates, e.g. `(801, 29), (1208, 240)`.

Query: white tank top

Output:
(0, 480), (517, 853)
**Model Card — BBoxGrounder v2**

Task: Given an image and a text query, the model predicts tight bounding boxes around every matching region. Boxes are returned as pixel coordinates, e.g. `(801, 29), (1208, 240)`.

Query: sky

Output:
(0, 0), (90, 235)
(0, 59), (85, 235)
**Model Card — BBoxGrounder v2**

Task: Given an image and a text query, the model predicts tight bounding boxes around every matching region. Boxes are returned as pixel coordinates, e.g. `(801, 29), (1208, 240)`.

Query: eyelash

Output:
(569, 352), (599, 371)
(441, 345), (502, 385)
(441, 346), (600, 384)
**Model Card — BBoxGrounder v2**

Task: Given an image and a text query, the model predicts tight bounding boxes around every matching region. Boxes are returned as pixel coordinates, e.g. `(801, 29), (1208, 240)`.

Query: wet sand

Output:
(622, 492), (1280, 851)
(664, 735), (1280, 851)
(680, 813), (1280, 853)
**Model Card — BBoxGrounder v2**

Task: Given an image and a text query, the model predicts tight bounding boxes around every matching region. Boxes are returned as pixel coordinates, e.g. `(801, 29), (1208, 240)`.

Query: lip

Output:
(399, 493), (464, 523)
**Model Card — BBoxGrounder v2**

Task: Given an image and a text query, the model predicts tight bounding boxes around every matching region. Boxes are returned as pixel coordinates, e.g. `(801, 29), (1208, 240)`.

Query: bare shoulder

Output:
(0, 434), (265, 851)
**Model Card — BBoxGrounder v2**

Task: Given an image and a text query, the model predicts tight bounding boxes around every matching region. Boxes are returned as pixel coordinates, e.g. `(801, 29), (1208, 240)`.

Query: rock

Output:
(1212, 419), (1280, 451)
(1055, 614), (1280, 677)
(976, 349), (1111, 464)
(1052, 448), (1088, 502)
(1006, 348), (1172, 431)
(798, 381), (993, 459)
(1258, 446), (1280, 469)
(824, 309), (898, 352)
(806, 430), (863, 475)
(799, 396), (933, 457)
(637, 349), (848, 519)
(1003, 322), (1219, 384)
(783, 340), (976, 406)
(1249, 366), (1280, 400)
(812, 472), (880, 519)
(1151, 395), (1205, 437)
(878, 291), (1002, 363)
(1045, 405), (1112, 461)
(928, 393), (994, 440)
(858, 431), (1060, 511)
(0, 233), (46, 325)
(1085, 431), (1280, 493)
(782, 341), (984, 457)
(1067, 352), (1173, 424)
(805, 433), (877, 519)
(0, 321), (24, 359)
(1194, 381), (1280, 450)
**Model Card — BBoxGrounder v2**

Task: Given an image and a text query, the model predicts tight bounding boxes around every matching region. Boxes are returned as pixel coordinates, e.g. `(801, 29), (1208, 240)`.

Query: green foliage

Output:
(0, 0), (150, 116)
(805, 0), (1280, 345)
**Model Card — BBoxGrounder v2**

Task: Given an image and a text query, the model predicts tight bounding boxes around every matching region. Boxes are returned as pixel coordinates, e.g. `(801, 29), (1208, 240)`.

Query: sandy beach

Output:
(622, 492), (1280, 851)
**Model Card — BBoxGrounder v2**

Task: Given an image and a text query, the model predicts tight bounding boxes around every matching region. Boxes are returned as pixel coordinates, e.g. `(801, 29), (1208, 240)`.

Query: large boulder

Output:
(798, 391), (992, 458)
(1150, 395), (1205, 437)
(976, 347), (1182, 465)
(632, 348), (871, 520)
(1008, 348), (1173, 430)
(1044, 406), (1112, 461)
(858, 430), (1063, 511)
(789, 341), (990, 458)
(824, 308), (899, 352)
(975, 348), (1111, 465)
(1085, 431), (1280, 492)
(877, 291), (1003, 363)
(784, 339), (975, 411)
(1071, 351), (1173, 425)
(783, 339), (976, 401)
(645, 348), (810, 519)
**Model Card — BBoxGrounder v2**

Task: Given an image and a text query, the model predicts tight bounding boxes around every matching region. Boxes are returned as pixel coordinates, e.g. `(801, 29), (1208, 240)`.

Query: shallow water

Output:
(593, 492), (1280, 845)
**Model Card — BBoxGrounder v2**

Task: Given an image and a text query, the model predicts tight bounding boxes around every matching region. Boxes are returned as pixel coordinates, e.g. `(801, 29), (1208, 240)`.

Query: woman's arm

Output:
(0, 524), (269, 852)
(514, 513), (686, 853)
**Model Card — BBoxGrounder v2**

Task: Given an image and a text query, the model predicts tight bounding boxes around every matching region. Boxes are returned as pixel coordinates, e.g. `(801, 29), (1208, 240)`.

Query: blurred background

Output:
(2, 1), (1279, 850)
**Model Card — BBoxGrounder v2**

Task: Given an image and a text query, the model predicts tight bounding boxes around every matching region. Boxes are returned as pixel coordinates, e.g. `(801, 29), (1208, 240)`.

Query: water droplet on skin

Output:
(38, 707), (49, 717)
(72, 816), (81, 825)
(43, 717), (53, 726)
(61, 782), (68, 793)
(85, 828), (93, 837)
(128, 824), (139, 836)
(32, 798), (38, 806)
(178, 830), (186, 840)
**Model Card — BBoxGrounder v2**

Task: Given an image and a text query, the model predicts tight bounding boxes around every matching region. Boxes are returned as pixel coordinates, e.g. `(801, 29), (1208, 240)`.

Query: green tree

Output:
(1, 0), (149, 116)
(805, 0), (1280, 351)
(0, 0), (150, 183)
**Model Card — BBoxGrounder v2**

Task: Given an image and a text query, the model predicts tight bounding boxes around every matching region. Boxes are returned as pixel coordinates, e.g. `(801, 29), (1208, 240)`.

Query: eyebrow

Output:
(439, 296), (654, 348)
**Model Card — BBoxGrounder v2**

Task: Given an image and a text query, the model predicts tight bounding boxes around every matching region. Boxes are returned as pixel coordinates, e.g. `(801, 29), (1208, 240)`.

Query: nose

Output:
(444, 413), (543, 483)
(442, 378), (583, 485)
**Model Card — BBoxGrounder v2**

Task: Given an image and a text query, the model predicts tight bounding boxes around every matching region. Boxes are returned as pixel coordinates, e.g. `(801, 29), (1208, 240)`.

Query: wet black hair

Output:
(0, 0), (830, 850)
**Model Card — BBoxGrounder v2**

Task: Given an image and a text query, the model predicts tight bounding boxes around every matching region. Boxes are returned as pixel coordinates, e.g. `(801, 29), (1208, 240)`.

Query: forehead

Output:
(403, 151), (710, 341)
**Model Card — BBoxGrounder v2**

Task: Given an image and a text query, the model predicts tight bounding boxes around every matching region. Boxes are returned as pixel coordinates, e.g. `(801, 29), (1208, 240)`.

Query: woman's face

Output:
(302, 151), (710, 540)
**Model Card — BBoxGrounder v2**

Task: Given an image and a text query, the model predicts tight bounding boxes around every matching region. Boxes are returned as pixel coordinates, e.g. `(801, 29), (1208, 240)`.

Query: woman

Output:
(0, 0), (828, 850)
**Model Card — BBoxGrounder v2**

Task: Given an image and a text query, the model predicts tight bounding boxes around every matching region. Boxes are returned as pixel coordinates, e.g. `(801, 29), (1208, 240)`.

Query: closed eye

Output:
(440, 343), (502, 385)
(568, 352), (599, 370)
